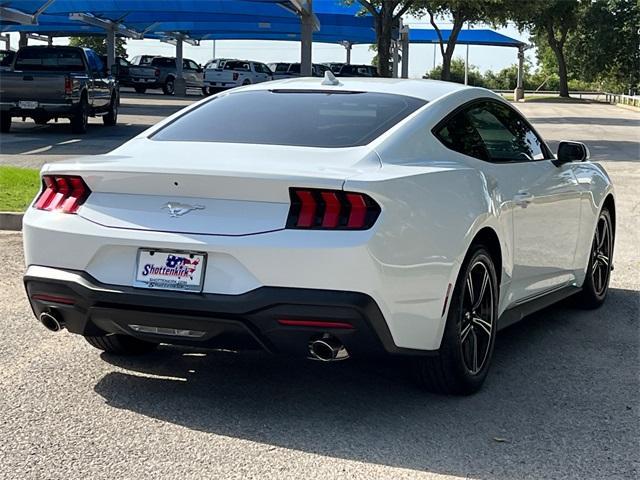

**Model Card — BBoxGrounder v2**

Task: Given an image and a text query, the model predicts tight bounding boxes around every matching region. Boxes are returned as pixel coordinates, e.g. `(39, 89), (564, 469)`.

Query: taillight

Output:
(64, 76), (73, 95)
(286, 188), (380, 230)
(33, 175), (91, 214)
(233, 72), (239, 81)
(154, 68), (160, 77)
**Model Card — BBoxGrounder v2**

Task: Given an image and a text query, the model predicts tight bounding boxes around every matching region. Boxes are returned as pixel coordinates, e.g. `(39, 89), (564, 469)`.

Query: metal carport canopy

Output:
(0, 0), (373, 79)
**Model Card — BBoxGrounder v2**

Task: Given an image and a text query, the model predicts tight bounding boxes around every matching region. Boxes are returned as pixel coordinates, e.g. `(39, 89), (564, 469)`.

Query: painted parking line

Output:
(56, 139), (82, 145)
(20, 145), (52, 155)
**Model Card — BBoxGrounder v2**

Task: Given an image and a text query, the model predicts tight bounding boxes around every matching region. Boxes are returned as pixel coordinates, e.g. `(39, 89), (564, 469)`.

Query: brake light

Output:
(33, 175), (91, 213)
(233, 72), (239, 81)
(64, 76), (73, 95)
(154, 68), (160, 77)
(286, 188), (380, 230)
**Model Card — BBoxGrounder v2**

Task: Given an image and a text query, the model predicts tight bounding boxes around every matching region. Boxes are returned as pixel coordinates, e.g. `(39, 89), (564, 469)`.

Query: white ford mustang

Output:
(23, 76), (615, 394)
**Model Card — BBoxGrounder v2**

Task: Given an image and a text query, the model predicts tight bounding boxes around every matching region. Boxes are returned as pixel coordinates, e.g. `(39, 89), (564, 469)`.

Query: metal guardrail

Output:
(603, 93), (640, 107)
(494, 89), (606, 100)
(494, 89), (640, 106)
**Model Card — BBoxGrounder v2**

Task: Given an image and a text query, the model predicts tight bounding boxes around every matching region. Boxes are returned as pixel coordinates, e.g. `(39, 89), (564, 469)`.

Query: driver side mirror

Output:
(556, 141), (589, 164)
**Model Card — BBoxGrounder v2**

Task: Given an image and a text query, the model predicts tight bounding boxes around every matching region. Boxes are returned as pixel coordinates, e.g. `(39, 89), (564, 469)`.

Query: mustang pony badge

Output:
(162, 202), (205, 218)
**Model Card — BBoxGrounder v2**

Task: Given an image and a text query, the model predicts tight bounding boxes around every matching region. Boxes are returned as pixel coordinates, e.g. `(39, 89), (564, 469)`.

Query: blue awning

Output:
(0, 1), (523, 48)
(408, 28), (525, 48)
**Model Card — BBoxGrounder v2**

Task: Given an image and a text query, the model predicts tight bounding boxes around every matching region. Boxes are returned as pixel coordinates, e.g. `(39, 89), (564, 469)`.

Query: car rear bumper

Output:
(1, 101), (76, 116)
(24, 266), (435, 357)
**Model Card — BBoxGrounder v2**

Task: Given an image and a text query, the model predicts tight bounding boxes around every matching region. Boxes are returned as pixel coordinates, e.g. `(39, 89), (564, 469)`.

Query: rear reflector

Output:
(31, 293), (76, 305)
(277, 319), (354, 329)
(286, 188), (380, 230)
(33, 175), (91, 214)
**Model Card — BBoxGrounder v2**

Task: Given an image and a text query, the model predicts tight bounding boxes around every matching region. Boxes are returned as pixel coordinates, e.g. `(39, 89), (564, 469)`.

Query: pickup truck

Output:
(203, 59), (273, 94)
(100, 55), (159, 94)
(0, 46), (119, 133)
(130, 55), (204, 95)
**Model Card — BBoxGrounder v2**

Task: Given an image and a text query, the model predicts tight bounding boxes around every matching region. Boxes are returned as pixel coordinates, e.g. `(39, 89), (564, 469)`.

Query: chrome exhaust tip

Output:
(308, 335), (349, 362)
(39, 311), (64, 332)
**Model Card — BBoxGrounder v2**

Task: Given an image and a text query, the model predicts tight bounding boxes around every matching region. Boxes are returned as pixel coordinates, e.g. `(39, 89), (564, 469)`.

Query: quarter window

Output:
(435, 100), (548, 162)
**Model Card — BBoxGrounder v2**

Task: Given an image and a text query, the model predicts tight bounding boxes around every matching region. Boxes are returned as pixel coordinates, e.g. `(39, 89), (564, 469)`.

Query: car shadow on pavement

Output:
(94, 287), (638, 479)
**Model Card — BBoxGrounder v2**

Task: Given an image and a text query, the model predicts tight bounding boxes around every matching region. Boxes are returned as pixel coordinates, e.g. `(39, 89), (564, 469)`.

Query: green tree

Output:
(68, 36), (128, 58)
(567, 0), (639, 93)
(411, 1), (511, 81)
(355, 0), (416, 77)
(508, 0), (582, 97)
(424, 57), (486, 86)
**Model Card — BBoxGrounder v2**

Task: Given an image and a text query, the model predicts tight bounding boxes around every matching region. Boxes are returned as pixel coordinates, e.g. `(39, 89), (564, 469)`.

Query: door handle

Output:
(513, 191), (534, 207)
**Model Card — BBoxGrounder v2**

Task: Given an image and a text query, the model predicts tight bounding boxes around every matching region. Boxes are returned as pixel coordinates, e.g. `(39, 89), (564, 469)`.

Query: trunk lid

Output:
(45, 139), (380, 236)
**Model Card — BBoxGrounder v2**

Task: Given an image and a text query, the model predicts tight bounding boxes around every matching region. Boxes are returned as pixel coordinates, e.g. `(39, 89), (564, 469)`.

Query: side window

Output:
(435, 110), (489, 161)
(466, 102), (547, 161)
(435, 101), (548, 162)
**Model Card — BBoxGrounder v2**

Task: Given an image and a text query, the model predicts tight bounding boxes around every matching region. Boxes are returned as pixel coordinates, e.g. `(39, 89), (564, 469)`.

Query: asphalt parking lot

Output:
(0, 93), (638, 479)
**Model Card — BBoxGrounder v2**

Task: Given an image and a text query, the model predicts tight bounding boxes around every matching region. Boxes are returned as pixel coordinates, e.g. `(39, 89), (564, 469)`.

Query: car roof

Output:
(241, 77), (471, 102)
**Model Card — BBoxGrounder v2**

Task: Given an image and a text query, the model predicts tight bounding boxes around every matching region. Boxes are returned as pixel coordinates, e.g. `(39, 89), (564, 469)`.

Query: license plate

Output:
(134, 249), (206, 292)
(18, 101), (38, 109)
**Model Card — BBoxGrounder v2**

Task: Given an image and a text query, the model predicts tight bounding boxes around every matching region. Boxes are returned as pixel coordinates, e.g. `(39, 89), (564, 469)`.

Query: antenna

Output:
(321, 70), (341, 86)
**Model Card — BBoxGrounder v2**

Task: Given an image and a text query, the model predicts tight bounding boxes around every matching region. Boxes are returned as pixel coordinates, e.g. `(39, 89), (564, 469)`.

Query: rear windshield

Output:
(14, 48), (85, 72)
(152, 90), (426, 148)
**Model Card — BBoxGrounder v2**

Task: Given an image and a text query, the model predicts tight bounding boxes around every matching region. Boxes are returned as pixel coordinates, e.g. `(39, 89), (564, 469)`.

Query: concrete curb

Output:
(0, 212), (23, 231)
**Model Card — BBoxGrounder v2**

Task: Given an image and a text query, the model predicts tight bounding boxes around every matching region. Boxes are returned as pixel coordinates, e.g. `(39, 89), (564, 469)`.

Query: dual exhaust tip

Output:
(308, 335), (349, 362)
(39, 311), (64, 332)
(39, 311), (349, 362)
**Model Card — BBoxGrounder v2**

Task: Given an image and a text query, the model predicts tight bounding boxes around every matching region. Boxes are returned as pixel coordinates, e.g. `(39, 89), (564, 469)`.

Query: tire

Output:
(163, 77), (175, 95)
(85, 334), (158, 355)
(575, 208), (613, 309)
(70, 94), (89, 134)
(1, 111), (11, 132)
(134, 86), (147, 94)
(415, 246), (498, 395)
(202, 87), (210, 96)
(102, 92), (118, 126)
(242, 79), (251, 86)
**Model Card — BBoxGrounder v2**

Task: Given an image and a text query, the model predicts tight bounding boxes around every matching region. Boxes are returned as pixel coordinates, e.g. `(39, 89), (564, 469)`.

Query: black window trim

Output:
(432, 97), (555, 164)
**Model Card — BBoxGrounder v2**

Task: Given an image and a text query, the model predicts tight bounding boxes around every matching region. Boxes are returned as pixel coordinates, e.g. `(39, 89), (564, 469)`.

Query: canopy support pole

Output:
(48, 35), (53, 46)
(464, 44), (469, 85)
(18, 32), (28, 48)
(392, 40), (399, 78)
(342, 41), (352, 64)
(514, 46), (525, 101)
(0, 35), (9, 50)
(174, 37), (186, 97)
(299, 0), (313, 76)
(433, 44), (436, 70)
(106, 28), (116, 70)
(400, 26), (409, 79)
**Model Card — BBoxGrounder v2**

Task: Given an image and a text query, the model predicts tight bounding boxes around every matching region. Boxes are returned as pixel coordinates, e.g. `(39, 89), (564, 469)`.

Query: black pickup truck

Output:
(0, 46), (119, 133)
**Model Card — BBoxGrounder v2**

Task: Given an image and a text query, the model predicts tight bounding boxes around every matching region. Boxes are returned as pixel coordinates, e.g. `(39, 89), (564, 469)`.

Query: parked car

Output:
(334, 64), (379, 77)
(323, 62), (345, 73)
(23, 78), (615, 396)
(203, 59), (272, 93)
(0, 46), (118, 133)
(130, 55), (204, 95)
(268, 62), (329, 79)
(0, 50), (15, 70)
(99, 55), (159, 94)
